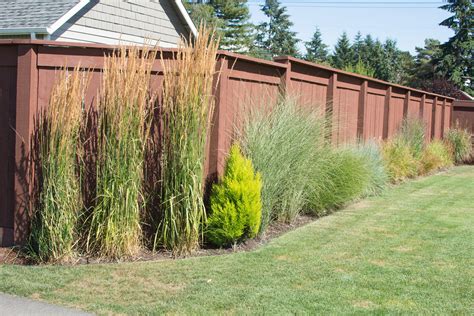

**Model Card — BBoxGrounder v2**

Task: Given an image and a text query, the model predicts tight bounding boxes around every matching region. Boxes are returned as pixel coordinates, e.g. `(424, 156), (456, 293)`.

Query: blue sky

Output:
(247, 0), (454, 55)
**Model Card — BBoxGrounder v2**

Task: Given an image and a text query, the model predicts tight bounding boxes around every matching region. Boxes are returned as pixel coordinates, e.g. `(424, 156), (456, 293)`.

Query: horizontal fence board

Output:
(228, 69), (281, 85)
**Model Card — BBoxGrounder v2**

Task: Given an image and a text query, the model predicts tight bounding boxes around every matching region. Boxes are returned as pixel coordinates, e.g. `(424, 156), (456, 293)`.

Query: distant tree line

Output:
(185, 0), (473, 97)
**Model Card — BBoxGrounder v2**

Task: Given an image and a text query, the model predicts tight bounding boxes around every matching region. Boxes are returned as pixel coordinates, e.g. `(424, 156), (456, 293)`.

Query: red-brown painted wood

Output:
(0, 41), (457, 246)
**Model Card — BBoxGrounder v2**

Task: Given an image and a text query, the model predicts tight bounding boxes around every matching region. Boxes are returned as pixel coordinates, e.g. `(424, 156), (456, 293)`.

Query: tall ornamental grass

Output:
(87, 45), (157, 258)
(240, 97), (329, 230)
(156, 26), (219, 255)
(398, 117), (425, 159)
(29, 68), (87, 263)
(381, 118), (426, 183)
(382, 138), (419, 182)
(444, 127), (472, 163)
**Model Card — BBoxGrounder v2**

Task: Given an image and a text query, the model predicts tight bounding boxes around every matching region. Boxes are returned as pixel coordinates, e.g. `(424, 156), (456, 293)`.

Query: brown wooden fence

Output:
(0, 40), (455, 246)
(453, 100), (474, 150)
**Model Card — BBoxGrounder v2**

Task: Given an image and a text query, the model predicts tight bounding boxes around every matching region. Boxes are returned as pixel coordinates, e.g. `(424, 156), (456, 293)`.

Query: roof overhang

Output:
(0, 27), (48, 35)
(172, 0), (198, 37)
(47, 0), (91, 34)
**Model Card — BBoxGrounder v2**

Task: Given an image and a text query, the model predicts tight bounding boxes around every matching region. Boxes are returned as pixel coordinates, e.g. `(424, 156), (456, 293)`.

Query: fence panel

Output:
(0, 40), (456, 246)
(434, 99), (443, 139)
(408, 95), (421, 119)
(365, 92), (385, 140)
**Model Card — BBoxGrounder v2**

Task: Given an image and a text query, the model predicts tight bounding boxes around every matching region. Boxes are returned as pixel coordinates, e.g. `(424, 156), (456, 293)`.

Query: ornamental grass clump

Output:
(350, 142), (388, 197)
(156, 26), (219, 255)
(421, 140), (454, 174)
(206, 144), (262, 247)
(240, 97), (329, 232)
(381, 118), (426, 183)
(306, 148), (370, 215)
(382, 138), (419, 183)
(87, 45), (157, 259)
(28, 68), (87, 263)
(444, 127), (472, 163)
(398, 117), (426, 159)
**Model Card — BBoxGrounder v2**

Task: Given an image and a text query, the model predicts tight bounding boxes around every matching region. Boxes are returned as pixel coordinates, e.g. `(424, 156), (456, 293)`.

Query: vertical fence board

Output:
(382, 86), (392, 139)
(357, 80), (368, 139)
(0, 47), (17, 246)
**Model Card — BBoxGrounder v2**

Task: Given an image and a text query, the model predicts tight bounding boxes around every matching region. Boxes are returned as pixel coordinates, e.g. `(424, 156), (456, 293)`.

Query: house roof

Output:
(0, 0), (197, 36)
(0, 0), (86, 34)
(459, 90), (474, 101)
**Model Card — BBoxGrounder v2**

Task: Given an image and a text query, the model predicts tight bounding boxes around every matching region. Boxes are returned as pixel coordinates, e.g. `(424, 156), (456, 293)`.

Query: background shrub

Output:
(240, 97), (328, 231)
(444, 128), (472, 163)
(382, 138), (419, 182)
(206, 144), (262, 247)
(28, 68), (86, 263)
(421, 140), (454, 174)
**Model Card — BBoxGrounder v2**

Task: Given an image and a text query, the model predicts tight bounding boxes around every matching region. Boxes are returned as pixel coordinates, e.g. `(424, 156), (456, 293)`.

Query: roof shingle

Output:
(0, 0), (80, 30)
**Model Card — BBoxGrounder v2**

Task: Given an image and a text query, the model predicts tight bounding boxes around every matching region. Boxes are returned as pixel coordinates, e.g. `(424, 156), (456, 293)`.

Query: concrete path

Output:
(0, 293), (92, 316)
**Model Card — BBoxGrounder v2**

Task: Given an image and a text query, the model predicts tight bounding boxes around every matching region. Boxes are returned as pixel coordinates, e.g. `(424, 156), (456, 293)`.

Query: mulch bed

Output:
(0, 215), (315, 266)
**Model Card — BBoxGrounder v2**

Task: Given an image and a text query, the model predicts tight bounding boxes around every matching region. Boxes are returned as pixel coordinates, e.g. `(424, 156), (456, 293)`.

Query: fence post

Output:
(431, 96), (438, 140)
(449, 100), (453, 129)
(326, 73), (338, 144)
(403, 90), (411, 118)
(420, 94), (426, 119)
(13, 44), (38, 245)
(441, 98), (446, 138)
(357, 80), (368, 141)
(210, 56), (229, 178)
(382, 86), (392, 139)
(279, 58), (291, 97)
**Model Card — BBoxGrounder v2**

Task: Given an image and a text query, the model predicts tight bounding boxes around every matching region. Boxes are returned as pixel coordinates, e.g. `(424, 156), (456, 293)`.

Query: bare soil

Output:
(0, 215), (315, 266)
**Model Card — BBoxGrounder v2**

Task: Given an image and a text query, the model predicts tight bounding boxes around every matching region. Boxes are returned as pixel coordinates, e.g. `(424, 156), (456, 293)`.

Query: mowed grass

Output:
(1, 166), (473, 314)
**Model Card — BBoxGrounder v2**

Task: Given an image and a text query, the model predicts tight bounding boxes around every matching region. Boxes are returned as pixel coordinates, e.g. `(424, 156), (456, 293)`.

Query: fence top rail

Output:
(0, 39), (455, 101)
(217, 50), (288, 69)
(0, 39), (289, 69)
(453, 100), (474, 108)
(274, 55), (455, 101)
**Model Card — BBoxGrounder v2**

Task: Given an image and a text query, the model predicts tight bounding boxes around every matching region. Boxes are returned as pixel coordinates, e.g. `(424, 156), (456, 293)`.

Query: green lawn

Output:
(1, 166), (473, 314)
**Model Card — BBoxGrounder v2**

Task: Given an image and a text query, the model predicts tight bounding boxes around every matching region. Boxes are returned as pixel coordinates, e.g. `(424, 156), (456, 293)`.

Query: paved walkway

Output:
(0, 293), (92, 316)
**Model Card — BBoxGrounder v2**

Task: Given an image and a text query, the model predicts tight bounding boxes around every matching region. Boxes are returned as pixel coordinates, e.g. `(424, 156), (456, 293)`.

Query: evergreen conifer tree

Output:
(305, 27), (329, 63)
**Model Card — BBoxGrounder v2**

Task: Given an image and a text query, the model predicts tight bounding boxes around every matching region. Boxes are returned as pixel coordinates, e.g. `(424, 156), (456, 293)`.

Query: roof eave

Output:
(0, 27), (48, 35)
(47, 0), (91, 34)
(172, 0), (198, 37)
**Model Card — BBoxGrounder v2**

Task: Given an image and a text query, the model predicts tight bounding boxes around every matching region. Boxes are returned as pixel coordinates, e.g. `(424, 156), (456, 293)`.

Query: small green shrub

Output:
(240, 97), (328, 231)
(421, 140), (454, 174)
(307, 149), (370, 215)
(382, 138), (419, 182)
(206, 144), (262, 247)
(444, 128), (472, 163)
